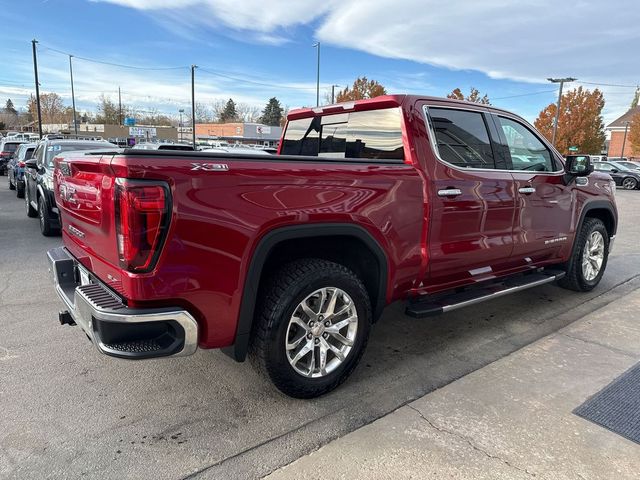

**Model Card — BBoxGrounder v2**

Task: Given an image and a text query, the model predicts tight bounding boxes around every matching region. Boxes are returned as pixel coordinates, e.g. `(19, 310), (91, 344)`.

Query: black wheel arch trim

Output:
(576, 200), (618, 239)
(223, 223), (390, 362)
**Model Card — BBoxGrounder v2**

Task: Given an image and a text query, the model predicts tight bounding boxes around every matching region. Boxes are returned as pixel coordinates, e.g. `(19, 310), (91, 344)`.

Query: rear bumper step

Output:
(47, 246), (198, 359)
(406, 269), (566, 318)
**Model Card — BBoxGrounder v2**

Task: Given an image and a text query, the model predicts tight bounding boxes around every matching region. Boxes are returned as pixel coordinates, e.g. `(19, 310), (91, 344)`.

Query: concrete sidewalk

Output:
(266, 288), (640, 480)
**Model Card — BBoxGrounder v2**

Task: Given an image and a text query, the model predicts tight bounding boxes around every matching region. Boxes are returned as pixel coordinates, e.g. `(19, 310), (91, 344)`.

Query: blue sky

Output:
(0, 0), (638, 124)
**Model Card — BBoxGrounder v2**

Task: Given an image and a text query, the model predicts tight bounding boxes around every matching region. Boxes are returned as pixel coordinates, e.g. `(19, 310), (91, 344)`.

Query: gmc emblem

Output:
(191, 163), (229, 172)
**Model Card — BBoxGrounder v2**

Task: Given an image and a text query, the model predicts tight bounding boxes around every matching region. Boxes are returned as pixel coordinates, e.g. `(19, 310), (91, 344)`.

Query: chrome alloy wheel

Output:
(285, 287), (358, 378)
(582, 231), (605, 281)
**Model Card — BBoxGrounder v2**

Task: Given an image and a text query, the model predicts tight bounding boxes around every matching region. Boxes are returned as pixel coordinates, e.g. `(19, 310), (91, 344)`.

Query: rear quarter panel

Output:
(60, 154), (425, 348)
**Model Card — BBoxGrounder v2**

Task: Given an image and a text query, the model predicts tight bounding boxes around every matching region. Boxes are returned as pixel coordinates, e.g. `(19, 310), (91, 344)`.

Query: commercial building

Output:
(195, 122), (282, 147)
(606, 106), (639, 160)
(36, 123), (179, 142)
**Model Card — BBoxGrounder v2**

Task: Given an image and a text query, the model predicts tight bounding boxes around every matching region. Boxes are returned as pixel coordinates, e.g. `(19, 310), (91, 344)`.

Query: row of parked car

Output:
(0, 135), (277, 237)
(591, 158), (640, 190)
(1, 136), (119, 236)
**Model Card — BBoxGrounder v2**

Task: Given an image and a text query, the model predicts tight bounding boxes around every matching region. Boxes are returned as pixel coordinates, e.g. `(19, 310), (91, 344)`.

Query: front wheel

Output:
(249, 259), (372, 398)
(558, 218), (609, 292)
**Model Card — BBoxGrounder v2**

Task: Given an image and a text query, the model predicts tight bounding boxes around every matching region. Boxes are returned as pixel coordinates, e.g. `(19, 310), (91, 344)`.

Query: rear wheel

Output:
(25, 188), (37, 217)
(38, 196), (56, 236)
(558, 218), (609, 292)
(16, 182), (24, 198)
(622, 177), (638, 190)
(249, 259), (372, 398)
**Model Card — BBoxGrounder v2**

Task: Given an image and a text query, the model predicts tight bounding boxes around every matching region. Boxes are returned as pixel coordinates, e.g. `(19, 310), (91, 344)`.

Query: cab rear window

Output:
(281, 107), (404, 161)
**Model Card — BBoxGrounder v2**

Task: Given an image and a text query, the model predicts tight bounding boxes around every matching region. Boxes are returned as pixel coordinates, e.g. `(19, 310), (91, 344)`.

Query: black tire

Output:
(558, 218), (609, 292)
(16, 183), (24, 198)
(622, 177), (638, 190)
(8, 173), (15, 190)
(25, 188), (38, 217)
(38, 196), (55, 236)
(249, 258), (372, 398)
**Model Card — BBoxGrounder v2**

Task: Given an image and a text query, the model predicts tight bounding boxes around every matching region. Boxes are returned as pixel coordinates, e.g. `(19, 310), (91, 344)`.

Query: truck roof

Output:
(287, 94), (516, 120)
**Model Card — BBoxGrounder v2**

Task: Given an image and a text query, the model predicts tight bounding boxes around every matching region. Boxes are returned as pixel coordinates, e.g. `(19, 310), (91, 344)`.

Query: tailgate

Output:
(54, 153), (121, 278)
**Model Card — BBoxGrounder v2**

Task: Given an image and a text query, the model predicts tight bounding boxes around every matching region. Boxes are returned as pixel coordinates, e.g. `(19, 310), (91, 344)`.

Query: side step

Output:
(406, 269), (566, 318)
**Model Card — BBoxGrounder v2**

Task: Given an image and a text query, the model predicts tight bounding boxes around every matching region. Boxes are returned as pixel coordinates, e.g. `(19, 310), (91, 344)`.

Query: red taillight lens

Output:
(18, 161), (25, 167)
(114, 179), (171, 273)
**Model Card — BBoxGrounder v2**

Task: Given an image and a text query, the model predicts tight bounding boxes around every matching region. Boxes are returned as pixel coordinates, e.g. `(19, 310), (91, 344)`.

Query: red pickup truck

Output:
(48, 95), (617, 398)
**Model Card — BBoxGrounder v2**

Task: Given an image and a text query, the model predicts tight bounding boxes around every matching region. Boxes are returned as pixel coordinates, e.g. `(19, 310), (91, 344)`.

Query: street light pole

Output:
(31, 39), (43, 139)
(68, 55), (78, 136)
(179, 109), (184, 143)
(331, 84), (340, 104)
(313, 42), (320, 107)
(620, 121), (630, 160)
(191, 65), (197, 147)
(547, 77), (576, 146)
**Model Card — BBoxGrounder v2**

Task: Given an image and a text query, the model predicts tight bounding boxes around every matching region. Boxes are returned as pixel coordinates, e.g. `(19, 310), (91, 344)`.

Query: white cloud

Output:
(94, 0), (639, 122)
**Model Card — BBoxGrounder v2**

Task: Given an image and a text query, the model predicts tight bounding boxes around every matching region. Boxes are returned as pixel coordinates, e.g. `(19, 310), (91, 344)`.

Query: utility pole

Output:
(331, 84), (340, 104)
(313, 42), (320, 107)
(178, 109), (184, 143)
(547, 77), (576, 146)
(620, 121), (630, 160)
(191, 65), (197, 147)
(69, 55), (78, 136)
(31, 39), (43, 139)
(118, 86), (122, 125)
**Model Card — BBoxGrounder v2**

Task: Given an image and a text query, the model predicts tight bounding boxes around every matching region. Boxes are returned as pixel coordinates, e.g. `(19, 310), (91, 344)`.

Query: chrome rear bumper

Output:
(47, 246), (198, 359)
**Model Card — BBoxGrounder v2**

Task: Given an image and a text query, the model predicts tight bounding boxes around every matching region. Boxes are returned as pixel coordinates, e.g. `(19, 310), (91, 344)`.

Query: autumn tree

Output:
(219, 98), (239, 123)
(259, 97), (284, 126)
(629, 111), (640, 154)
(447, 87), (490, 104)
(27, 93), (69, 124)
(335, 77), (387, 102)
(533, 87), (605, 154)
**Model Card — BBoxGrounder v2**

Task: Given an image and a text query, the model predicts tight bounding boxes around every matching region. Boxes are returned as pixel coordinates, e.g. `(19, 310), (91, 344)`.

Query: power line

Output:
(39, 44), (187, 71)
(492, 89), (557, 100)
(578, 81), (638, 88)
(198, 66), (318, 91)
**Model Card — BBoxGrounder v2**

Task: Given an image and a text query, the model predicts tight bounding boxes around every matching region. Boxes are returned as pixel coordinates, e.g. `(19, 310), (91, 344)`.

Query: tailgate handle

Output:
(437, 188), (462, 197)
(518, 186), (535, 195)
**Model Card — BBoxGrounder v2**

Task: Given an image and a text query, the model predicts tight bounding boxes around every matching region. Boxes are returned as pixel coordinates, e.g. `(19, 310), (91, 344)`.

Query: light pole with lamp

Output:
(547, 77), (576, 146)
(313, 42), (320, 107)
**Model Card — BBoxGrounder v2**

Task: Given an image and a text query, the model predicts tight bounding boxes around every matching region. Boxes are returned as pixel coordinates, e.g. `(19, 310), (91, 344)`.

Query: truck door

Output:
(420, 103), (517, 290)
(491, 113), (573, 264)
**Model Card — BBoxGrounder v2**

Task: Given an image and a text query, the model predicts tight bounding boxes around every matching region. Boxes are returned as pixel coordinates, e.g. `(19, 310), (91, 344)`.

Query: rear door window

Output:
(281, 107), (405, 161)
(425, 107), (496, 169)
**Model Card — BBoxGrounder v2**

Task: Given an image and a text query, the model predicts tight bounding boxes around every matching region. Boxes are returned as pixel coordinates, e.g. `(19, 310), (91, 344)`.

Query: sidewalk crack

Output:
(562, 332), (637, 359)
(406, 405), (536, 477)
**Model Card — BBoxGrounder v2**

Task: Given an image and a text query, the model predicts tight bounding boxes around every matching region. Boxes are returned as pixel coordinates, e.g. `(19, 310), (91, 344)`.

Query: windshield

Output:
(2, 143), (20, 153)
(45, 142), (115, 167)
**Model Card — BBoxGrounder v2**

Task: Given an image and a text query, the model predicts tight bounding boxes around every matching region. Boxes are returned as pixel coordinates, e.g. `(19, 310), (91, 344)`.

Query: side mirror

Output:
(611, 169), (619, 174)
(565, 155), (593, 177)
(24, 159), (38, 170)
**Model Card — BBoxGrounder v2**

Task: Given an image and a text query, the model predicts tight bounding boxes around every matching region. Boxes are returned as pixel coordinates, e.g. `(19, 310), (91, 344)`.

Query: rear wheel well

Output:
(260, 235), (384, 320)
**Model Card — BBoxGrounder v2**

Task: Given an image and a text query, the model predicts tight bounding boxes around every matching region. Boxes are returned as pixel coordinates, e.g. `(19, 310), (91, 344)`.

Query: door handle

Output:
(437, 188), (462, 197)
(518, 186), (535, 194)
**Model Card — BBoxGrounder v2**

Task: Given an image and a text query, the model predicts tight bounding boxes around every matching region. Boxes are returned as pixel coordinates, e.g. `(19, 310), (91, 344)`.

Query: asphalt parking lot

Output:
(1, 186), (639, 480)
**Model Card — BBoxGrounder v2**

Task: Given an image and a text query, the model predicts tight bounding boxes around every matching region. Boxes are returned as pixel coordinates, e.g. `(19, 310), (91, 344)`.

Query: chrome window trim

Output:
(422, 104), (565, 176)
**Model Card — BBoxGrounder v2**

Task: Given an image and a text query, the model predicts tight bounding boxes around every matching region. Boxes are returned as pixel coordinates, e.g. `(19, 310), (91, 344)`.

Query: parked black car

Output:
(24, 139), (117, 236)
(593, 161), (640, 190)
(7, 142), (36, 197)
(0, 138), (26, 175)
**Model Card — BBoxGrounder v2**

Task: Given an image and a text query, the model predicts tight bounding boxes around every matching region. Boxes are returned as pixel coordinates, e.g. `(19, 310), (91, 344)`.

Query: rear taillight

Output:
(18, 161), (25, 167)
(114, 179), (171, 273)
